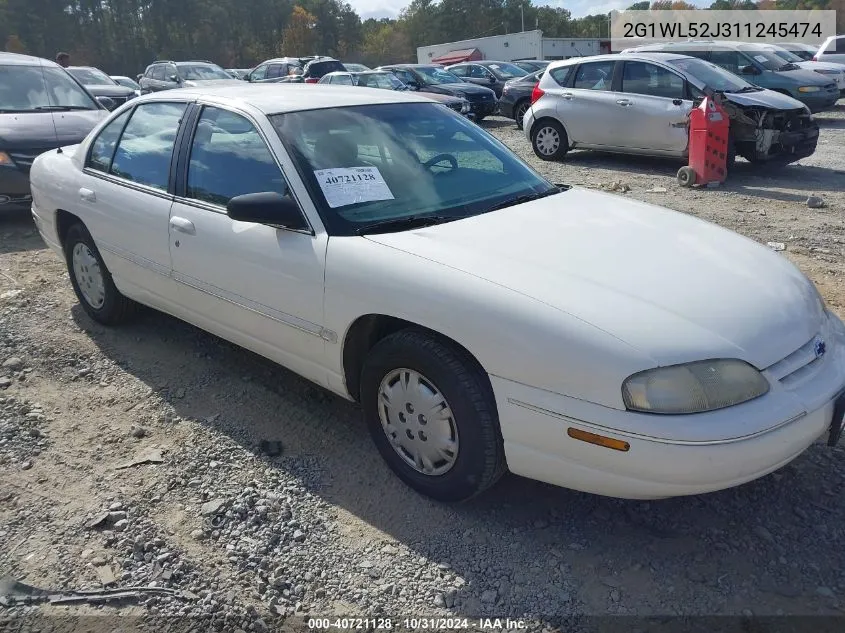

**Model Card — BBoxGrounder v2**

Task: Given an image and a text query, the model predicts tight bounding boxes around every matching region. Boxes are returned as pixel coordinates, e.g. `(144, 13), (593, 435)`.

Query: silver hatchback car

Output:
(523, 52), (819, 166)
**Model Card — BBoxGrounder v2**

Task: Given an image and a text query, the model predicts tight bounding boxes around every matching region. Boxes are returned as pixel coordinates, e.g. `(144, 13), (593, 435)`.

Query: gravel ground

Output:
(1, 101), (845, 632)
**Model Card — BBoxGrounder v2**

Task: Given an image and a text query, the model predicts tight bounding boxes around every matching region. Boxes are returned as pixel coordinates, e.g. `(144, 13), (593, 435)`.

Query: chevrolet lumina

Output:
(28, 85), (845, 502)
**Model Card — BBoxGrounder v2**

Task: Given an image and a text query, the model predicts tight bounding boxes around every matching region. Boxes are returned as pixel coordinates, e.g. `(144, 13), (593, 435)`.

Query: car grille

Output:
(466, 92), (494, 102)
(766, 333), (825, 387)
(8, 148), (56, 173)
(447, 102), (463, 112)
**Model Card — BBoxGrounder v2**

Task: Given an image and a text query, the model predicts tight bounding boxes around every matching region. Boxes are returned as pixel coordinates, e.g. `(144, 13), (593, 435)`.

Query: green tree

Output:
(4, 34), (26, 53)
(282, 5), (317, 56)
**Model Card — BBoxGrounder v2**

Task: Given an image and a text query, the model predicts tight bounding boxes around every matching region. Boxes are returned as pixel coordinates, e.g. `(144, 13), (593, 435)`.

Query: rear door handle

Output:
(169, 217), (196, 235)
(616, 99), (632, 106)
(561, 92), (573, 100)
(78, 187), (96, 203)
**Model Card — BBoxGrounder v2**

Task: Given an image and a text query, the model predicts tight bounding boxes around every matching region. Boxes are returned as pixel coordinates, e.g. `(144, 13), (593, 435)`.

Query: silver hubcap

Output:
(72, 243), (106, 309)
(377, 368), (459, 476)
(535, 126), (560, 155)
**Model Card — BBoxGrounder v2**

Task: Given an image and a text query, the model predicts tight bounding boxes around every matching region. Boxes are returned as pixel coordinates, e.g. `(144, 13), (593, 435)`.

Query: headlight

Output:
(461, 100), (470, 113)
(0, 151), (13, 167)
(622, 359), (769, 414)
(455, 91), (466, 99)
(798, 86), (821, 93)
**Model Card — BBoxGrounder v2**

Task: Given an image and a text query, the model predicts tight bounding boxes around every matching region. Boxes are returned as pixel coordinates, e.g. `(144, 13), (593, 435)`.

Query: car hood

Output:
(419, 91), (461, 103)
(438, 82), (495, 95)
(82, 85), (136, 97)
(364, 188), (822, 370)
(0, 110), (105, 147)
(775, 66), (836, 84)
(795, 60), (844, 72)
(724, 88), (806, 109)
(182, 79), (245, 87)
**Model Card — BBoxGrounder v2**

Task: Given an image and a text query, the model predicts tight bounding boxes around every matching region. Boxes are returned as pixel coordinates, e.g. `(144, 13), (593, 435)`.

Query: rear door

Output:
(558, 60), (623, 148)
(615, 60), (691, 153)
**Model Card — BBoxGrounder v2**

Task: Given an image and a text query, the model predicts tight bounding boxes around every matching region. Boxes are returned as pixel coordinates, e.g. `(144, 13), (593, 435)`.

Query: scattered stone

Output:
(0, 377), (11, 389)
(20, 460), (32, 470)
(293, 529), (305, 542)
(481, 589), (497, 604)
(175, 388), (186, 399)
(433, 593), (446, 608)
(94, 564), (117, 585)
(2, 357), (23, 370)
(807, 196), (826, 209)
(767, 242), (786, 252)
(112, 519), (129, 532)
(190, 529), (205, 541)
(130, 426), (148, 439)
(201, 498), (227, 517)
(816, 586), (835, 598)
(610, 589), (621, 603)
(646, 186), (668, 193)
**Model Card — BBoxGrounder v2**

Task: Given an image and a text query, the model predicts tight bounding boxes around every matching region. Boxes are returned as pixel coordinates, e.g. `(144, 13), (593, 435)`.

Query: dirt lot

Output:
(2, 102), (845, 632)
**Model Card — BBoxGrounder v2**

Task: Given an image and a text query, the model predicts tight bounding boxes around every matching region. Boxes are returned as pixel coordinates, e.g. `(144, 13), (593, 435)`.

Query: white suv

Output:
(815, 35), (845, 65)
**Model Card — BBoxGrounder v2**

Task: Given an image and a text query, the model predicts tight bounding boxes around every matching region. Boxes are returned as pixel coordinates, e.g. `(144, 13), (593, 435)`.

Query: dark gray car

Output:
(67, 66), (137, 110)
(1, 53), (108, 215)
(138, 60), (243, 93)
(445, 60), (529, 98)
(498, 70), (543, 128)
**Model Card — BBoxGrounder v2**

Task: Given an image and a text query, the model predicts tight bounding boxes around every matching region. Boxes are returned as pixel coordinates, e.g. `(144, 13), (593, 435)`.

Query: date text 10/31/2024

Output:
(307, 617), (528, 630)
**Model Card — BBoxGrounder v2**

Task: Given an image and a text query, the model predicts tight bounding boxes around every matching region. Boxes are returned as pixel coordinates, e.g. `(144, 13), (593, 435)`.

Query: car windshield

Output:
(667, 57), (751, 93)
(487, 62), (528, 79)
(356, 72), (406, 90)
(415, 67), (461, 84)
(114, 76), (141, 89)
(271, 103), (557, 236)
(738, 46), (795, 71)
(0, 64), (99, 112)
(68, 67), (115, 85)
(768, 47), (804, 63)
(176, 64), (231, 80)
(788, 48), (815, 61)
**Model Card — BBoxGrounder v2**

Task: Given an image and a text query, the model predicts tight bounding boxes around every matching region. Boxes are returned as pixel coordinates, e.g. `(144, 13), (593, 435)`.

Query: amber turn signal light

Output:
(567, 427), (630, 452)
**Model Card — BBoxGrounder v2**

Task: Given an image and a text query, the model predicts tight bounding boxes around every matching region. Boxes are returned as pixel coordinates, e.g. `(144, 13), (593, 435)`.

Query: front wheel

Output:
(64, 223), (137, 325)
(360, 329), (506, 502)
(531, 119), (568, 161)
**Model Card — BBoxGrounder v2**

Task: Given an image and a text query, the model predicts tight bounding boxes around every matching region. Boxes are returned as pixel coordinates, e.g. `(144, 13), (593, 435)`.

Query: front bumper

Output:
(794, 88), (839, 112)
(0, 166), (32, 214)
(498, 94), (517, 119)
(467, 98), (497, 118)
(492, 311), (845, 500)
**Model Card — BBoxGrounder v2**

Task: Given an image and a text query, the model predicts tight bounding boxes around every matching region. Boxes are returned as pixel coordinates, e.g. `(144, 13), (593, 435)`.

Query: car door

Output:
(558, 60), (623, 148)
(467, 65), (497, 91)
(248, 63), (268, 82)
(615, 60), (691, 154)
(79, 101), (186, 304)
(162, 63), (181, 90)
(167, 104), (329, 382)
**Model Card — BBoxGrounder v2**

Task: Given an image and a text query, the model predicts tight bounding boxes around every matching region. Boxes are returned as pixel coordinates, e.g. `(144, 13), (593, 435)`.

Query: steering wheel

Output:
(423, 154), (458, 172)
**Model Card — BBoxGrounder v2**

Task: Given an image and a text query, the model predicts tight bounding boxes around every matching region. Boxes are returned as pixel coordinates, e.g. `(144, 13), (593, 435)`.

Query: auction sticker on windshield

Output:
(315, 166), (395, 208)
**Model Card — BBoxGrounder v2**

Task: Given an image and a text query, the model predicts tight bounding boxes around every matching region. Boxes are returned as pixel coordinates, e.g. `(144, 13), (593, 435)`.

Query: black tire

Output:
(531, 118), (568, 161)
(677, 166), (696, 187)
(360, 328), (506, 502)
(514, 100), (530, 129)
(64, 222), (137, 325)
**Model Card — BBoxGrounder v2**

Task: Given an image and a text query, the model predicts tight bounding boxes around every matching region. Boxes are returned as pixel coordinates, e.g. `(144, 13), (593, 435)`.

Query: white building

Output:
(416, 30), (606, 65)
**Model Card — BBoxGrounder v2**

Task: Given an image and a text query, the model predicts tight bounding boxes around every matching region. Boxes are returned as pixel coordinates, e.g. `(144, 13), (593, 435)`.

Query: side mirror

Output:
(407, 81), (420, 90)
(226, 192), (307, 230)
(169, 74), (180, 83)
(488, 75), (497, 84)
(96, 96), (116, 110)
(740, 65), (760, 75)
(136, 74), (144, 81)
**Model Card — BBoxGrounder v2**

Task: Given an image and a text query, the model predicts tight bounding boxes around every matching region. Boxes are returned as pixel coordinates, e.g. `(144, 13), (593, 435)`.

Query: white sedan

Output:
(28, 85), (845, 502)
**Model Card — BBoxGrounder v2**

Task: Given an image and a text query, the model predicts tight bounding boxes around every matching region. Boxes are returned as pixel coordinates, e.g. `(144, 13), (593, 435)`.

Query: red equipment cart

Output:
(677, 95), (730, 188)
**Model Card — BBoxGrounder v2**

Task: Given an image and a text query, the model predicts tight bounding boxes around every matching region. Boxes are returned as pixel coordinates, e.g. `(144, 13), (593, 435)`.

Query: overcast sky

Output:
(355, 0), (710, 21)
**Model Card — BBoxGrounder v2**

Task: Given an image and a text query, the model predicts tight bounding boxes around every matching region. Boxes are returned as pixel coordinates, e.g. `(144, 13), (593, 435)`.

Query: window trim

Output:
(82, 100), (189, 198)
(174, 102), (314, 236)
(84, 107), (133, 176)
(571, 59), (618, 92)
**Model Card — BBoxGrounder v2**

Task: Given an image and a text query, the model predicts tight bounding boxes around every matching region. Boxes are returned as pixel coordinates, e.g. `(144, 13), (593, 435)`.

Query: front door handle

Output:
(78, 187), (96, 203)
(169, 217), (196, 235)
(616, 99), (632, 106)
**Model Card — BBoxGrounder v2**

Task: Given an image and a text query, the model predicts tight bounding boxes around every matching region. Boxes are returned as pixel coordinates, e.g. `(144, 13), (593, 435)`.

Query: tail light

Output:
(812, 55), (818, 62)
(530, 84), (544, 104)
(305, 77), (318, 84)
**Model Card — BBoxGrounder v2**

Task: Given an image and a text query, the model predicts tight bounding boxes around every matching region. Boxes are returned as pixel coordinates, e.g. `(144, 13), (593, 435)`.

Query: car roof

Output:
(68, 65), (101, 70)
(134, 83), (432, 114)
(551, 52), (692, 65)
(0, 52), (61, 67)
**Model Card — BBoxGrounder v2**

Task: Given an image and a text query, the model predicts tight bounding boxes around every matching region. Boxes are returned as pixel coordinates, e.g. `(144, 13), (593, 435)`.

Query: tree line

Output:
(1, 0), (842, 76)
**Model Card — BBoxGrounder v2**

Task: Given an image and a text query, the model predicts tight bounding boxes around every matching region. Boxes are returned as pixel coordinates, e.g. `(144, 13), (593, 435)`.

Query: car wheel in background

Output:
(64, 223), (137, 325)
(360, 329), (507, 502)
(531, 118), (568, 161)
(514, 100), (530, 129)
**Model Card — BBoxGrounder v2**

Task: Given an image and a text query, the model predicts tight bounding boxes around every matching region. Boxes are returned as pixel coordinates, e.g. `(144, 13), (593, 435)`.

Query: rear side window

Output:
(449, 65), (468, 77)
(836, 37), (845, 53)
(110, 102), (186, 190)
(87, 110), (131, 173)
(307, 61), (344, 77)
(333, 74), (354, 86)
(573, 61), (615, 91)
(266, 64), (283, 79)
(548, 66), (573, 86)
(709, 49), (746, 74)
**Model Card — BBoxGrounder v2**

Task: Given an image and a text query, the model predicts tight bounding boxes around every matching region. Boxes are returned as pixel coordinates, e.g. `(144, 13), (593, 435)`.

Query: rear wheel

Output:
(360, 329), (506, 502)
(514, 100), (530, 129)
(531, 119), (568, 161)
(64, 223), (137, 325)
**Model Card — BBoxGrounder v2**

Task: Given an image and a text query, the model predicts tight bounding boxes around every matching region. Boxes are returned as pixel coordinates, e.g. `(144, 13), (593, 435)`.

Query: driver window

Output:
(621, 62), (685, 100)
(469, 65), (489, 79)
(165, 64), (178, 82)
(450, 66), (468, 77)
(250, 64), (268, 81)
(187, 106), (290, 206)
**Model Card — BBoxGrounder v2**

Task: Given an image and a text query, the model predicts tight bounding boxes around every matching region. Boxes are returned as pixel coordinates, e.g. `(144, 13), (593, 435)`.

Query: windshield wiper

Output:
(355, 214), (452, 235)
(479, 187), (563, 215)
(33, 105), (94, 111)
(727, 86), (762, 94)
(777, 63), (799, 71)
